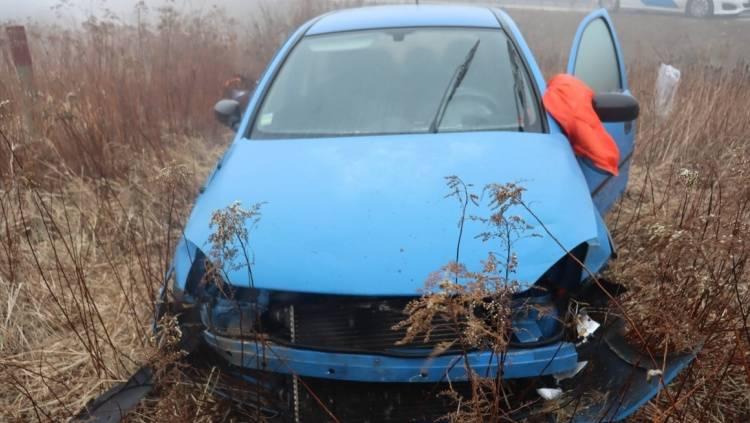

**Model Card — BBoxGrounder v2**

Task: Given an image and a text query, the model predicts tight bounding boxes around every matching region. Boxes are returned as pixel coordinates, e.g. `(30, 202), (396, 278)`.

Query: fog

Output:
(0, 0), (269, 23)
(0, 1), (600, 23)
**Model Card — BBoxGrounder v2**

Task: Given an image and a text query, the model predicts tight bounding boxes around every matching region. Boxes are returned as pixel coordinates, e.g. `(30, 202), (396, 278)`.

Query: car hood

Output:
(182, 131), (599, 295)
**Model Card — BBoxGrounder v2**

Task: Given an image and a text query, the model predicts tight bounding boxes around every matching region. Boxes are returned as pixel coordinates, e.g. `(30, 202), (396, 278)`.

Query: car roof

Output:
(306, 5), (502, 36)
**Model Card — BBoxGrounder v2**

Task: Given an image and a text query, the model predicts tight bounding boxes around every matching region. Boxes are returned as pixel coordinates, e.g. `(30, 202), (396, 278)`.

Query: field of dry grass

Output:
(1, 2), (749, 421)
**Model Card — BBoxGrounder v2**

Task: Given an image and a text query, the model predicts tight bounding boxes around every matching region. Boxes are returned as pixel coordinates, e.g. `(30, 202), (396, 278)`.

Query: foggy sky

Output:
(0, 1), (600, 24)
(0, 0), (268, 23)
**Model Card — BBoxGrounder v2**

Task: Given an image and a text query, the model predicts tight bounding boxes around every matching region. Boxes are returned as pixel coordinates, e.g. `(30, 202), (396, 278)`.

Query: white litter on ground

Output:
(647, 369), (664, 382)
(537, 387), (563, 400)
(576, 313), (601, 342)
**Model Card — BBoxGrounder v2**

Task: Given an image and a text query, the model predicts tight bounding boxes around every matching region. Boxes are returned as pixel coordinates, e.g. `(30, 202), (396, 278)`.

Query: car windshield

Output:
(250, 27), (543, 139)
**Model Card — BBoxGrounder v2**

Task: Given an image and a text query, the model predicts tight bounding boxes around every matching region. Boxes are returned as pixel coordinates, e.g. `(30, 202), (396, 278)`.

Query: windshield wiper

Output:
(507, 39), (527, 133)
(428, 39), (481, 134)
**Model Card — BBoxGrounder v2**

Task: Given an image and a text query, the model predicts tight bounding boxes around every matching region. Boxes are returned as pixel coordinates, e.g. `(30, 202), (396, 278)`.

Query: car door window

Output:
(566, 11), (633, 214)
(572, 18), (622, 93)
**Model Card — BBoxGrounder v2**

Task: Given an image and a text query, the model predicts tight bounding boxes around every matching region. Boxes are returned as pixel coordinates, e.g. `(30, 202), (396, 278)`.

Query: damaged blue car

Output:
(164, 5), (695, 422)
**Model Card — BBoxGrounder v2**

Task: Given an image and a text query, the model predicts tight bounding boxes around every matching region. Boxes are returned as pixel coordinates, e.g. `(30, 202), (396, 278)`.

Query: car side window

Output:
(573, 18), (622, 93)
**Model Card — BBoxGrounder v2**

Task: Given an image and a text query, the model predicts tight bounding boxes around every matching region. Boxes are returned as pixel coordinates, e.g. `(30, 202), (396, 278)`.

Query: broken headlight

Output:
(200, 295), (268, 338)
(182, 249), (281, 339)
(200, 278), (289, 339)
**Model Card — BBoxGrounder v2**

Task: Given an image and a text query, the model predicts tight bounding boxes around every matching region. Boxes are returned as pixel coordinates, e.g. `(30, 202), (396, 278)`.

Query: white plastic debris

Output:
(576, 313), (601, 342)
(646, 369), (664, 382)
(655, 64), (681, 119)
(554, 361), (589, 383)
(536, 387), (563, 401)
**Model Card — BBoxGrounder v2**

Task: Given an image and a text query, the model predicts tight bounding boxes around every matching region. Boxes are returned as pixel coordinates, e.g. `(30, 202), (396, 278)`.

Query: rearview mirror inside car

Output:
(593, 93), (640, 123)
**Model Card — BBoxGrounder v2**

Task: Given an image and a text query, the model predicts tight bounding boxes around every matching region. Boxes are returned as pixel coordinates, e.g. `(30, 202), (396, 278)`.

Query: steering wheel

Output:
(445, 89), (503, 127)
(454, 90), (500, 112)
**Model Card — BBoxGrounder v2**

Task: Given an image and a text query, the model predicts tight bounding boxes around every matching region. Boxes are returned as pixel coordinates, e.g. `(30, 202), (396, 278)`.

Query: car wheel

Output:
(599, 0), (620, 12)
(686, 0), (713, 17)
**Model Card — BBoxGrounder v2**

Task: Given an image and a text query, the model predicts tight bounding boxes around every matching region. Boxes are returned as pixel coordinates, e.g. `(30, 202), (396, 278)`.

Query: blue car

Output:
(166, 5), (693, 422)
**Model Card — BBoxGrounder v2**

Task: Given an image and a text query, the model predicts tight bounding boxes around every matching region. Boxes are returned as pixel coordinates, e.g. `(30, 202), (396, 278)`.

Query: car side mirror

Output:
(593, 93), (640, 123)
(214, 99), (242, 130)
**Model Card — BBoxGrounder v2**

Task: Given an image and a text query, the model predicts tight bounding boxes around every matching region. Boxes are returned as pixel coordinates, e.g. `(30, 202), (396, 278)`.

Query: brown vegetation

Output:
(0, 2), (748, 421)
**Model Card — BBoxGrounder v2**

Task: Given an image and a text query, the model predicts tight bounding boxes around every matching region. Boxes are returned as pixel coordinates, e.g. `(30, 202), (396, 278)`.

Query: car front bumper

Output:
(713, 0), (749, 15)
(203, 331), (579, 382)
(203, 319), (697, 422)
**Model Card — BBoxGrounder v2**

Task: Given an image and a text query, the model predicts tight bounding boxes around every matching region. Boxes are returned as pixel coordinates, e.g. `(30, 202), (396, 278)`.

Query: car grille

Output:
(291, 297), (462, 354)
(297, 377), (471, 422)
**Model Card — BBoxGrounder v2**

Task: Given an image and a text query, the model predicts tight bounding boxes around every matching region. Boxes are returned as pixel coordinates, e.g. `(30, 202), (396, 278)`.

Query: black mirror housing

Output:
(593, 93), (640, 123)
(214, 99), (242, 130)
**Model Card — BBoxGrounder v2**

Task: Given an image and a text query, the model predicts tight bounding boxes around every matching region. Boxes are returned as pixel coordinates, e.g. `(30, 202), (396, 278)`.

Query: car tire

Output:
(686, 0), (713, 18)
(599, 0), (620, 12)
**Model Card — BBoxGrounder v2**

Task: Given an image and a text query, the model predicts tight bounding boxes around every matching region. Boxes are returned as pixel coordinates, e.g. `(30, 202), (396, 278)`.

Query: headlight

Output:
(191, 256), (288, 339)
(200, 296), (265, 338)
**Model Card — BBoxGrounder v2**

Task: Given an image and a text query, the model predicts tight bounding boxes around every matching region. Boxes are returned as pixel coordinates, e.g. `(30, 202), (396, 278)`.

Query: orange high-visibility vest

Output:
(543, 74), (620, 176)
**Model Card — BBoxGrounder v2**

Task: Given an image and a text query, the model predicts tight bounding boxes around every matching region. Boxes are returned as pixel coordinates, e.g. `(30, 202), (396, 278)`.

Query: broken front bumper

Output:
(204, 332), (578, 382)
(571, 335), (696, 422)
(203, 317), (696, 422)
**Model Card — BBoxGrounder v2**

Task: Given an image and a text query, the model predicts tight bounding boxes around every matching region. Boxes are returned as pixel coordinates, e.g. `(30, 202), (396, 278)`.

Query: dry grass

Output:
(0, 2), (749, 422)
(514, 10), (750, 420)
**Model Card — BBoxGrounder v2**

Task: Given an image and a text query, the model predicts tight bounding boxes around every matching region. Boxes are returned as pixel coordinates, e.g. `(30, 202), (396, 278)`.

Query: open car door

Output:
(567, 9), (636, 214)
(563, 11), (697, 423)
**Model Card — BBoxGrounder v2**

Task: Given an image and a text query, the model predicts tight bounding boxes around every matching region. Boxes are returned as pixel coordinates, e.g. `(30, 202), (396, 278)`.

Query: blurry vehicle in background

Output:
(599, 0), (749, 17)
